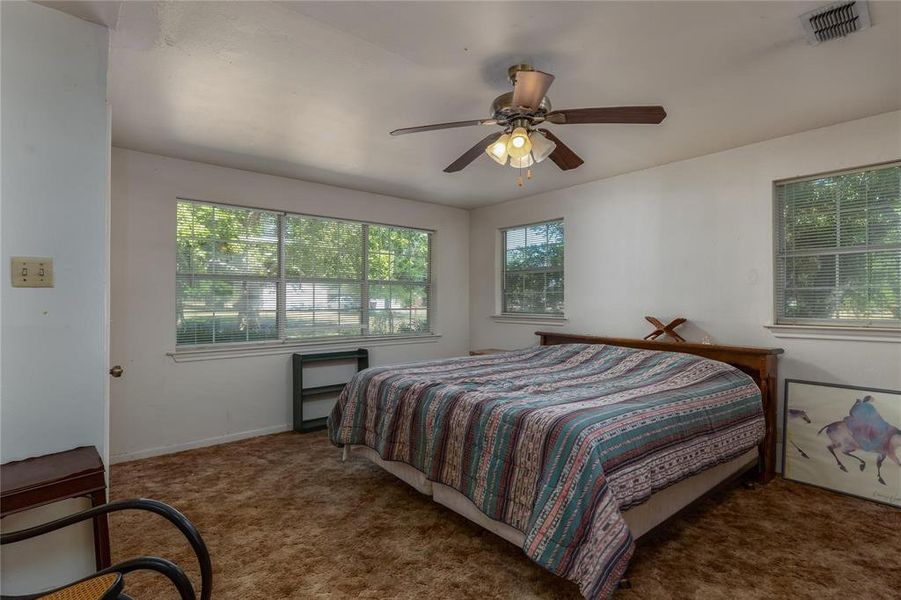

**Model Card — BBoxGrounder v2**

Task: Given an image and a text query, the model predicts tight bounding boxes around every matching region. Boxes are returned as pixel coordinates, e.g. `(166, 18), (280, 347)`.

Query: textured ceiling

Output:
(47, 1), (901, 208)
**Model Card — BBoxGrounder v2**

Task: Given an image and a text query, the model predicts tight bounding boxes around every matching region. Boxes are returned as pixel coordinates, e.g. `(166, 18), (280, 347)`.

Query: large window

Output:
(501, 220), (564, 315)
(177, 199), (432, 346)
(775, 163), (900, 328)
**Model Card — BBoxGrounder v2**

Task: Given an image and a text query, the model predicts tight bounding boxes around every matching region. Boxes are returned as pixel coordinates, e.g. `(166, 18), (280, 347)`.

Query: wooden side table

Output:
(469, 348), (512, 356)
(1, 446), (111, 570)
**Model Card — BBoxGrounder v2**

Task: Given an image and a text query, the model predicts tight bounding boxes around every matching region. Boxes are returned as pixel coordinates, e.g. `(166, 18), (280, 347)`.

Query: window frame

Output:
(772, 160), (901, 330)
(499, 218), (565, 318)
(175, 198), (435, 349)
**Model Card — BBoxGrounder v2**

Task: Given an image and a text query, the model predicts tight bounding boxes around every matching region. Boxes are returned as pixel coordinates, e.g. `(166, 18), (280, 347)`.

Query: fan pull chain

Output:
(516, 164), (535, 187)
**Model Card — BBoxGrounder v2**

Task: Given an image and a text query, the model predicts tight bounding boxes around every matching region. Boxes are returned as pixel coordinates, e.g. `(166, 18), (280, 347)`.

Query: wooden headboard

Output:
(536, 331), (784, 483)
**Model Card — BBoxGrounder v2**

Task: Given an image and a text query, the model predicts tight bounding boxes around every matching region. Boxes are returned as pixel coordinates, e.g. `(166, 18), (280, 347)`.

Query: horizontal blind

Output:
(177, 200), (280, 345)
(502, 220), (564, 315)
(775, 163), (901, 327)
(367, 225), (432, 335)
(177, 199), (435, 346)
(284, 215), (364, 339)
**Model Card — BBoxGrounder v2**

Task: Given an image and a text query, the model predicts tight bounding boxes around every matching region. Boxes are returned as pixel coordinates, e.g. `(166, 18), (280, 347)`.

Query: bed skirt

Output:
(348, 445), (758, 543)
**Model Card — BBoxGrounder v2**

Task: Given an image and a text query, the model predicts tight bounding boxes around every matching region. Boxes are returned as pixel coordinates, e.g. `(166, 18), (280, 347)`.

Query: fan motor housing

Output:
(489, 63), (553, 127)
(490, 92), (552, 125)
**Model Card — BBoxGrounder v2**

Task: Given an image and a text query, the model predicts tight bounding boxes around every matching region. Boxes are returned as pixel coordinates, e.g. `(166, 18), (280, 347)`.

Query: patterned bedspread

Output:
(328, 344), (764, 599)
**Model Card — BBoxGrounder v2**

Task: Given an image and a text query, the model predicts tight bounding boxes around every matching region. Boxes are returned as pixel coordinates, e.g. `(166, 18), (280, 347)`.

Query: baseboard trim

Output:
(110, 423), (292, 464)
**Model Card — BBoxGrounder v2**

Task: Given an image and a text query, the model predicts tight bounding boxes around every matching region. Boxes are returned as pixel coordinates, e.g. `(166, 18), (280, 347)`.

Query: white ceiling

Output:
(47, 1), (901, 208)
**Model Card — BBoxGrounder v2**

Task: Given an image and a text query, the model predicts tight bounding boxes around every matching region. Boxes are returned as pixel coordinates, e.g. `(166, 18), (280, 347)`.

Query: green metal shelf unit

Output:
(292, 348), (369, 433)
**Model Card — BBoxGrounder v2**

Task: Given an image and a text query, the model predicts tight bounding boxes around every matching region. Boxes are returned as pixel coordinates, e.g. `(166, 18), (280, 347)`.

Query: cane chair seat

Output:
(39, 574), (122, 600)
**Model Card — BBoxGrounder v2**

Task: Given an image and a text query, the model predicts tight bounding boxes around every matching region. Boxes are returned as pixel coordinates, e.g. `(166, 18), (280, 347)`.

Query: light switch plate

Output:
(11, 257), (54, 287)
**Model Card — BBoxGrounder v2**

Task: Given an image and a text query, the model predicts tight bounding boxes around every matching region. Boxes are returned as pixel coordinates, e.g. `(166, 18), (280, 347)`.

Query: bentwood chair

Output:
(0, 499), (211, 600)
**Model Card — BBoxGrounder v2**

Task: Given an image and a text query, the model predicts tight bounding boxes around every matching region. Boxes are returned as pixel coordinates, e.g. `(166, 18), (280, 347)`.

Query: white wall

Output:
(470, 110), (901, 449)
(1, 0), (110, 592)
(109, 148), (470, 462)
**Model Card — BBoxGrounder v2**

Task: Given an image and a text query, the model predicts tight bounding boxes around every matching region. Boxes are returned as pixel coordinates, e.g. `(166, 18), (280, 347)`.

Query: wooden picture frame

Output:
(782, 379), (900, 508)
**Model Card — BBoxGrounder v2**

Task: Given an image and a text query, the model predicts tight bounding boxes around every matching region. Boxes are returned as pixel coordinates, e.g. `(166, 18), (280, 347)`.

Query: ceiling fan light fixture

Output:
(529, 131), (556, 163)
(507, 127), (532, 158)
(393, 64), (666, 176)
(485, 134), (510, 165)
(509, 153), (534, 169)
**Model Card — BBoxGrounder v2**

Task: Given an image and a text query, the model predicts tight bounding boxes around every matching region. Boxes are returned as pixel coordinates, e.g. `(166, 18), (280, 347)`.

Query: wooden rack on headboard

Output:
(536, 331), (784, 483)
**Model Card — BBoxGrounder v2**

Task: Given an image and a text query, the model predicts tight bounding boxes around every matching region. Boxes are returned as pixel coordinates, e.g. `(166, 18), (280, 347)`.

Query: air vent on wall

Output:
(800, 1), (872, 45)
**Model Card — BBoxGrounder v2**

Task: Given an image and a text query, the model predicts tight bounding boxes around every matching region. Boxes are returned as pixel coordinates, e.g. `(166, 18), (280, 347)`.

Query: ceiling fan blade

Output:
(545, 106), (666, 125)
(444, 133), (502, 173)
(512, 70), (555, 111)
(536, 129), (584, 171)
(390, 119), (496, 136)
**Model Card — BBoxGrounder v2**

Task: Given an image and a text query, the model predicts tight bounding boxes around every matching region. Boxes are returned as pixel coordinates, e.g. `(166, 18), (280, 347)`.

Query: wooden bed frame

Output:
(536, 331), (784, 483)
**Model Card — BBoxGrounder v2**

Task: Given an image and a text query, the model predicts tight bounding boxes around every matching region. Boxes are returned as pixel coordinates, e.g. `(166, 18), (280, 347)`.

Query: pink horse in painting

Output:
(818, 396), (901, 486)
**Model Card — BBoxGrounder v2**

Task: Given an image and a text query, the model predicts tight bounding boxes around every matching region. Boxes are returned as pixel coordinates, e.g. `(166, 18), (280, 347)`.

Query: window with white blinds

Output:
(176, 199), (433, 346)
(502, 220), (564, 315)
(284, 215), (364, 339)
(775, 163), (901, 328)
(368, 225), (432, 335)
(177, 202), (280, 345)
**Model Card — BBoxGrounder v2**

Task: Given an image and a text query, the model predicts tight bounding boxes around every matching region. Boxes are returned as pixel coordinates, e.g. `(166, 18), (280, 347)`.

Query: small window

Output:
(502, 220), (564, 315)
(774, 163), (900, 328)
(177, 199), (433, 346)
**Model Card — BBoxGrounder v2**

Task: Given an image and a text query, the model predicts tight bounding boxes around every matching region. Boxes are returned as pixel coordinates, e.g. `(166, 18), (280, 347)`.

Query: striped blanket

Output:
(328, 344), (764, 598)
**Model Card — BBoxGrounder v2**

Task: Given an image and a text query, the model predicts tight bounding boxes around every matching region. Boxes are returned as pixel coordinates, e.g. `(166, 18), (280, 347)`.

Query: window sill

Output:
(490, 314), (568, 326)
(763, 324), (901, 343)
(168, 334), (442, 362)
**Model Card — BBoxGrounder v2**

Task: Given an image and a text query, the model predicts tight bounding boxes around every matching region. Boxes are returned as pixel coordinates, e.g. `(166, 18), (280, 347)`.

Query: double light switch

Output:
(10, 257), (54, 287)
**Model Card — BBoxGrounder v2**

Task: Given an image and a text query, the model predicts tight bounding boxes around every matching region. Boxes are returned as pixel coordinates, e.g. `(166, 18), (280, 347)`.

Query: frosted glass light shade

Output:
(509, 153), (534, 169)
(485, 134), (510, 165)
(507, 127), (532, 159)
(529, 131), (556, 163)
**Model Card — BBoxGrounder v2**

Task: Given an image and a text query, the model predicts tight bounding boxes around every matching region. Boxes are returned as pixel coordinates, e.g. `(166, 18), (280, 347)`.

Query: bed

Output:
(328, 332), (782, 599)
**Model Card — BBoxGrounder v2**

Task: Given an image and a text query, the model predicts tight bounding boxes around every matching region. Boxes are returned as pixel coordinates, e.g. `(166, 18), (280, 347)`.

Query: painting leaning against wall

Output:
(783, 380), (901, 507)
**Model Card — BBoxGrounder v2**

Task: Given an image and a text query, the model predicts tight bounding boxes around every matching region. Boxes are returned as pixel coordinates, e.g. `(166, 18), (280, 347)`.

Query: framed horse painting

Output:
(783, 379), (901, 507)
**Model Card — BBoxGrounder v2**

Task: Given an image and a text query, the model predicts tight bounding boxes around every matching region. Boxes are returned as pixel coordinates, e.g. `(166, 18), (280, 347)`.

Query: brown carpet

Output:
(110, 432), (900, 599)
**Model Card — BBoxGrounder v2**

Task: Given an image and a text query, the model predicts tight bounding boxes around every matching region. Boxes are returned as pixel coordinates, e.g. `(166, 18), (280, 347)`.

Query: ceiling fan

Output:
(390, 64), (666, 185)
